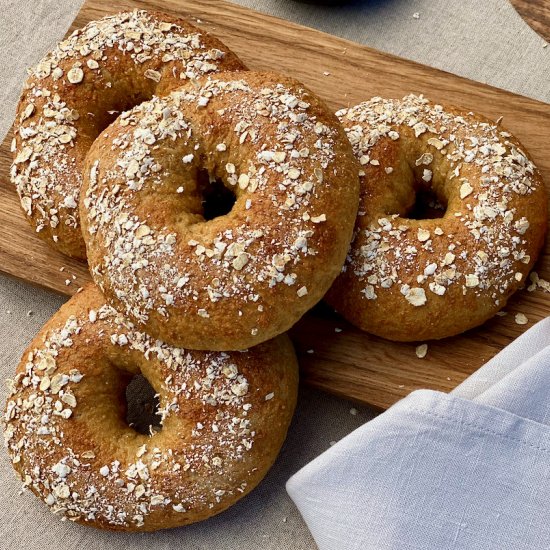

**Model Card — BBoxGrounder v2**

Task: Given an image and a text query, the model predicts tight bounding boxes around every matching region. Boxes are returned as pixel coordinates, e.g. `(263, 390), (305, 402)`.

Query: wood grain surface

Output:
(1, 0), (550, 409)
(511, 0), (550, 42)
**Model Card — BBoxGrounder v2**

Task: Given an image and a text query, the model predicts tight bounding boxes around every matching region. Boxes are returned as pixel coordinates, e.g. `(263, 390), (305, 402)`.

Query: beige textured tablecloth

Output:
(0, 1), (548, 549)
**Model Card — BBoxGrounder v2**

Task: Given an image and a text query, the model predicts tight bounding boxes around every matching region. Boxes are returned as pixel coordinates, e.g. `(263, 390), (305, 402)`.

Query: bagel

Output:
(326, 95), (547, 341)
(80, 71), (360, 350)
(11, 9), (246, 259)
(3, 284), (298, 531)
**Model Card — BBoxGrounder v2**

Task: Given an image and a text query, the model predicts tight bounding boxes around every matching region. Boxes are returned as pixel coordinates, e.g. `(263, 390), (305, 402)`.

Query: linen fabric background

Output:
(0, 1), (548, 549)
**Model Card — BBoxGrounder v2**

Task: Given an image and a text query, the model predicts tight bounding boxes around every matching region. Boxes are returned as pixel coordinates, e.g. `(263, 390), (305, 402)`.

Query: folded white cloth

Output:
(287, 317), (550, 550)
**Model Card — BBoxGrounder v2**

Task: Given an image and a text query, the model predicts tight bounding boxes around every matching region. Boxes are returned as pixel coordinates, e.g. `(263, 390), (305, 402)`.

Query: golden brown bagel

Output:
(3, 284), (298, 531)
(11, 9), (246, 259)
(326, 95), (547, 341)
(80, 71), (360, 350)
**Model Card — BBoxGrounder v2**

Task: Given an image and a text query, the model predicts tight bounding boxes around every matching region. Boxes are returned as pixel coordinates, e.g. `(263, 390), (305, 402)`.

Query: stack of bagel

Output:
(4, 9), (547, 532)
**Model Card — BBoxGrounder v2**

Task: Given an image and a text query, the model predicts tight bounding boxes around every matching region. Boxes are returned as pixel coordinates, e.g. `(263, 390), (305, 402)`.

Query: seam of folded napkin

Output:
(452, 318), (550, 400)
(402, 390), (550, 453)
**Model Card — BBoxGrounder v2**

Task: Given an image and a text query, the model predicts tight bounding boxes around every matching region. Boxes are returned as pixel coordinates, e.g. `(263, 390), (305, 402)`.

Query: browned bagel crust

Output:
(80, 71), (360, 350)
(327, 95), (547, 341)
(3, 285), (298, 531)
(11, 10), (247, 259)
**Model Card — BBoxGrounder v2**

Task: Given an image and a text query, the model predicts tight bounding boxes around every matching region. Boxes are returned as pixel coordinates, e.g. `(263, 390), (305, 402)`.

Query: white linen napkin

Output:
(287, 317), (550, 550)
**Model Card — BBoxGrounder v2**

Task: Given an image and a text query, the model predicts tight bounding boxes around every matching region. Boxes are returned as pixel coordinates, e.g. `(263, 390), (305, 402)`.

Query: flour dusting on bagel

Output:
(327, 94), (547, 341)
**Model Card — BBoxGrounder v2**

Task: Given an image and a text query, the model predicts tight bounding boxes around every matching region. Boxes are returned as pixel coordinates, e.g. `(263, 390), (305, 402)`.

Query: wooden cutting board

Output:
(1, 0), (550, 410)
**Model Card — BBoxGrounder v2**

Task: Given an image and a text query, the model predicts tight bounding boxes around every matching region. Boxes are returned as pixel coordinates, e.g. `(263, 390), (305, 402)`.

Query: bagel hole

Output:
(198, 170), (236, 220)
(125, 374), (162, 436)
(406, 188), (447, 220)
(93, 92), (152, 134)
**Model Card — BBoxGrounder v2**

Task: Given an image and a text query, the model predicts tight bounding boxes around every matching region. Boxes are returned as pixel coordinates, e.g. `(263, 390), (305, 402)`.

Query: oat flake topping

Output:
(83, 76), (339, 337)
(336, 94), (542, 308)
(3, 298), (265, 528)
(11, 9), (238, 250)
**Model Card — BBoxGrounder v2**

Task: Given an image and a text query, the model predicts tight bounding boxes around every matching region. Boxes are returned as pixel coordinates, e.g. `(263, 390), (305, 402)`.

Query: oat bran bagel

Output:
(81, 71), (360, 350)
(326, 95), (547, 341)
(3, 284), (298, 531)
(11, 9), (246, 259)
